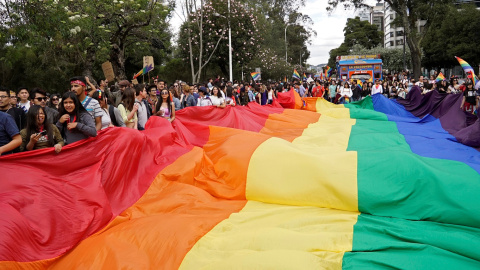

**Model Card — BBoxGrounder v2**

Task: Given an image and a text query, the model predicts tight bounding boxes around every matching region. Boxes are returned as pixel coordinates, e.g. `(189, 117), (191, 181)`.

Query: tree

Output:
(422, 4), (480, 71)
(327, 16), (382, 67)
(343, 17), (382, 49)
(0, 0), (173, 90)
(327, 0), (454, 79)
(178, 0), (261, 83)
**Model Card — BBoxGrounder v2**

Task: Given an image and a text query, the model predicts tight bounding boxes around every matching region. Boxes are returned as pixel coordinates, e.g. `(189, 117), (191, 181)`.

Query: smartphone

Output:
(39, 130), (47, 136)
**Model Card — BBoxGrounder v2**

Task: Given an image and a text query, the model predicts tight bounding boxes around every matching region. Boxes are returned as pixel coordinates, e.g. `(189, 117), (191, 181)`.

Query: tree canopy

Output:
(327, 0), (454, 79)
(422, 3), (480, 69)
(327, 16), (383, 67)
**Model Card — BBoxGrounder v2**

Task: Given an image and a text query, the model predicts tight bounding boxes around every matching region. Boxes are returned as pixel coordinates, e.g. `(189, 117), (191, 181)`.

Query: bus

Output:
(336, 55), (383, 81)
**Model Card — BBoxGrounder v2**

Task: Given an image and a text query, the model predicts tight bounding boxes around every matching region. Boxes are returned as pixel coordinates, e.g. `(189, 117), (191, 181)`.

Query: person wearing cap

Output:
(197, 87), (213, 106)
(70, 76), (103, 131)
(107, 79), (130, 107)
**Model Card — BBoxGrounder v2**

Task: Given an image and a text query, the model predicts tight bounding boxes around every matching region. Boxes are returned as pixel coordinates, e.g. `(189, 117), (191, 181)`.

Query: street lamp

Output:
(284, 23), (292, 64)
(213, 0), (232, 82)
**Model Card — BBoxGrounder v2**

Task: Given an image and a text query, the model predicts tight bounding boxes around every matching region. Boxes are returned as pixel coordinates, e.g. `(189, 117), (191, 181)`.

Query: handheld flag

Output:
(435, 72), (445, 82)
(284, 76), (287, 83)
(251, 72), (261, 81)
(133, 64), (154, 79)
(325, 66), (332, 79)
(292, 69), (300, 80)
(303, 73), (306, 80)
(358, 80), (363, 90)
(455, 56), (479, 88)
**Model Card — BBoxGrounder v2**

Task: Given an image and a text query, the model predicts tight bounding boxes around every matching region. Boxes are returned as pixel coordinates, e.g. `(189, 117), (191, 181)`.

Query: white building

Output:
(383, 2), (426, 49)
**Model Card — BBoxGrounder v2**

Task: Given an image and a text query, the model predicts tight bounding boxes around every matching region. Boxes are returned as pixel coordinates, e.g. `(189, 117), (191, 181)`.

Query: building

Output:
(356, 6), (371, 22)
(371, 2), (384, 33)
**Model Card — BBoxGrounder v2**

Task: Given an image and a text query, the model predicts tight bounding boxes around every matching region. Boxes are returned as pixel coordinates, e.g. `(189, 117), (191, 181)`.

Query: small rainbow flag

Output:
(292, 69), (300, 80)
(358, 80), (363, 90)
(455, 56), (478, 86)
(435, 72), (445, 82)
(303, 73), (307, 80)
(284, 76), (287, 83)
(133, 64), (154, 79)
(251, 72), (261, 81)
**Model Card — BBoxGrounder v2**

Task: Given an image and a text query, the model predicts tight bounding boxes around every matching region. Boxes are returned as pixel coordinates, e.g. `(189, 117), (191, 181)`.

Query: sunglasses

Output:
(35, 97), (47, 101)
(161, 91), (169, 95)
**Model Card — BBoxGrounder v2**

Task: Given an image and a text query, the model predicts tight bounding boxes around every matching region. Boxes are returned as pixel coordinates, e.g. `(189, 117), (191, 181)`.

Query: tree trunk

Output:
(407, 36), (422, 80)
(110, 43), (127, 81)
(399, 4), (422, 81)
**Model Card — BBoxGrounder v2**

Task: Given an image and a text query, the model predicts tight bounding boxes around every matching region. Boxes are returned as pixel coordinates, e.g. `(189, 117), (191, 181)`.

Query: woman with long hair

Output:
(170, 86), (182, 111)
(339, 82), (353, 104)
(155, 88), (175, 122)
(91, 90), (114, 129)
(48, 93), (60, 110)
(210, 86), (226, 108)
(448, 78), (459, 94)
(397, 82), (407, 99)
(20, 105), (63, 153)
(118, 87), (139, 129)
(56, 92), (97, 145)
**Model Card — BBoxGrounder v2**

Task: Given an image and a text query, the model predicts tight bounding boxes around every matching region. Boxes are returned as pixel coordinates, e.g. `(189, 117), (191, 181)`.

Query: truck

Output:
(336, 55), (383, 81)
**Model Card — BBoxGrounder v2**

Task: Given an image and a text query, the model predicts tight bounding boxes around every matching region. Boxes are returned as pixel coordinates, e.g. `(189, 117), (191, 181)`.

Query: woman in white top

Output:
(371, 80), (383, 95)
(339, 82), (353, 104)
(267, 86), (276, 104)
(92, 90), (113, 130)
(397, 83), (407, 99)
(197, 87), (213, 106)
(209, 86), (226, 108)
(448, 78), (460, 94)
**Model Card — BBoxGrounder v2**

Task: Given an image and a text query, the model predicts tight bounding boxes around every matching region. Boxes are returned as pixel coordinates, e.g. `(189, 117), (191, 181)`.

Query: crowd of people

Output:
(0, 72), (478, 156)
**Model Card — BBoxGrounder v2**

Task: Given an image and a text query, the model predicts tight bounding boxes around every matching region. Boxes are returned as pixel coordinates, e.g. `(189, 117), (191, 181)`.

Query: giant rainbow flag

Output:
(1, 87), (480, 269)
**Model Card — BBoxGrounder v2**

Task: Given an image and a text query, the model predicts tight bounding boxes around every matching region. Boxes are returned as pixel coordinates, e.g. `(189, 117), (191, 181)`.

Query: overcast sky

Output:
(170, 0), (378, 66)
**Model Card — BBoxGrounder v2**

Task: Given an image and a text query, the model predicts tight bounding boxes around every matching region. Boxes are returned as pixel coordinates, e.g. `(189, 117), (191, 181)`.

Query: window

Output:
(396, 31), (404, 36)
(390, 32), (394, 37)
